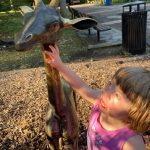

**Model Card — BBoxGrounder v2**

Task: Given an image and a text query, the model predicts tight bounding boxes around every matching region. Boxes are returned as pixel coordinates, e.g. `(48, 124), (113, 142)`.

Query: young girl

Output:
(44, 44), (150, 150)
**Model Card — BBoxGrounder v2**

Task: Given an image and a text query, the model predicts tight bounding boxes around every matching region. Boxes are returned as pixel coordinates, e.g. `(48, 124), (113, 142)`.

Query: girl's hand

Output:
(44, 44), (62, 69)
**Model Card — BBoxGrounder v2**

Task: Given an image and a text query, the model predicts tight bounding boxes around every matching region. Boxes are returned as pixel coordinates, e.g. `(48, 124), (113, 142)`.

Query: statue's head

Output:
(15, 0), (97, 51)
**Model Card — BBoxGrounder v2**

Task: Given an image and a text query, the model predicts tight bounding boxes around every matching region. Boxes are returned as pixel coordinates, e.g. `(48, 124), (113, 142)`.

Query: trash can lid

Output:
(122, 1), (146, 7)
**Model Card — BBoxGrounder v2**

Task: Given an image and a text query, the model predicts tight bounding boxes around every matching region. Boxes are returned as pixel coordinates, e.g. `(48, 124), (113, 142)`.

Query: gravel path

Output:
(0, 56), (150, 149)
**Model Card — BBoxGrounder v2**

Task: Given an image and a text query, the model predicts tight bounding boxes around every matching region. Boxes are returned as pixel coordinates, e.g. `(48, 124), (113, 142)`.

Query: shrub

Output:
(0, 0), (50, 12)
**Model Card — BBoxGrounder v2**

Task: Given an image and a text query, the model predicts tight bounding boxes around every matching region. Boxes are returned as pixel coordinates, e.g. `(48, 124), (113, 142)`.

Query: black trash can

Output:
(122, 1), (147, 55)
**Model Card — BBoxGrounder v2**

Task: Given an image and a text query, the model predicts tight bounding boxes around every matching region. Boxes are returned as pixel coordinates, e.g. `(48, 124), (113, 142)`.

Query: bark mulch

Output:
(0, 56), (150, 149)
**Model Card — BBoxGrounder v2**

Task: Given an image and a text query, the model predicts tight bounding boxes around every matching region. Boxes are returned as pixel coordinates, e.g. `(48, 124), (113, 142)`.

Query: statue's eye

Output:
(25, 34), (33, 41)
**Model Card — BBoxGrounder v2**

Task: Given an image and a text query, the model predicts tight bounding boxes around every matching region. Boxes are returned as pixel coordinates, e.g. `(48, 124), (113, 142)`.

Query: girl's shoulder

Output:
(123, 134), (146, 150)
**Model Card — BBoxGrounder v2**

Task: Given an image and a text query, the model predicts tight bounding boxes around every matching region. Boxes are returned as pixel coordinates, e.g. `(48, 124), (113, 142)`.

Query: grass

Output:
(0, 11), (43, 72)
(58, 28), (88, 61)
(0, 28), (87, 72)
(0, 11), (87, 72)
(0, 46), (43, 72)
(0, 12), (23, 38)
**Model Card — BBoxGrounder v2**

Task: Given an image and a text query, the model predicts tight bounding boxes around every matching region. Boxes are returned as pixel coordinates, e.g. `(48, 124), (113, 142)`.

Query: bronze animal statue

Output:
(14, 0), (97, 149)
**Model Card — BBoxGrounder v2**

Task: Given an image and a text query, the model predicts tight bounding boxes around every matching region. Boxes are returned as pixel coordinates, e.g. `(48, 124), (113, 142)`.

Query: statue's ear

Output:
(19, 6), (33, 16)
(62, 17), (97, 30)
(19, 6), (34, 25)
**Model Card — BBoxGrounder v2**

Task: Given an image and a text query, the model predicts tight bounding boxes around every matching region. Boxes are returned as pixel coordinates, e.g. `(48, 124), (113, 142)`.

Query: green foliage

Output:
(0, 12), (23, 38)
(0, 0), (50, 12)
(0, 46), (44, 72)
(0, 0), (10, 11)
(0, 0), (30, 12)
(0, 28), (85, 72)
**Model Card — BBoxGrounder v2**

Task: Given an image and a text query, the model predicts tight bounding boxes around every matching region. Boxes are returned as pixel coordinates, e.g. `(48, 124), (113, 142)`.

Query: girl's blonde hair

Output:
(113, 67), (150, 133)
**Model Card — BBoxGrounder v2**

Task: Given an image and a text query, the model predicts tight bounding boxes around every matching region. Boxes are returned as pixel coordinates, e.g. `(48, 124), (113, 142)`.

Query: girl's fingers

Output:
(54, 44), (59, 53)
(49, 44), (59, 54)
(44, 51), (52, 58)
(44, 51), (54, 63)
(44, 44), (59, 65)
(45, 47), (55, 57)
(49, 45), (55, 53)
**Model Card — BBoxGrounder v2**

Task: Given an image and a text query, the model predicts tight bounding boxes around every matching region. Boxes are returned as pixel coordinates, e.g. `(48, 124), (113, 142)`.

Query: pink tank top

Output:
(87, 101), (137, 150)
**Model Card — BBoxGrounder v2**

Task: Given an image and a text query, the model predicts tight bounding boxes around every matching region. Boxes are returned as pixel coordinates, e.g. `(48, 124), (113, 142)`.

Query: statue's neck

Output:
(42, 43), (66, 116)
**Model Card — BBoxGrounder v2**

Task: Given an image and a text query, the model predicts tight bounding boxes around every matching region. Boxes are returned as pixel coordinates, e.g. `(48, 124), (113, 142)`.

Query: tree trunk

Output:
(9, 0), (14, 10)
(59, 0), (67, 17)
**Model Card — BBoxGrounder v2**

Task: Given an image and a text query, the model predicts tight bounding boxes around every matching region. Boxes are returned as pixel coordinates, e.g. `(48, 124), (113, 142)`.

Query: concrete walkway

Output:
(71, 3), (150, 49)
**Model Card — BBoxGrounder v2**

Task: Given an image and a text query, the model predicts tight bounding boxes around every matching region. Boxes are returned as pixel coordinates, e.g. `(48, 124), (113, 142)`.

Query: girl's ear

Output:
(113, 92), (121, 103)
(115, 92), (120, 99)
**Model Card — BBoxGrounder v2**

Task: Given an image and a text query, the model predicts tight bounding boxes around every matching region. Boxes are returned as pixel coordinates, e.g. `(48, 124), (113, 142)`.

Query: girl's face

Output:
(99, 80), (131, 120)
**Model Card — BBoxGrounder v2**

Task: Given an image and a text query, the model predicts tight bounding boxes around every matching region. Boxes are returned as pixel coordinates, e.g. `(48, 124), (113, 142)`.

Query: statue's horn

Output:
(49, 0), (60, 7)
(33, 0), (44, 8)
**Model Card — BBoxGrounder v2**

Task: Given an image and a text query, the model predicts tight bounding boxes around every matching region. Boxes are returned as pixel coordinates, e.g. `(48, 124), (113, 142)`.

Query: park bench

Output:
(68, 5), (111, 41)
(88, 23), (111, 41)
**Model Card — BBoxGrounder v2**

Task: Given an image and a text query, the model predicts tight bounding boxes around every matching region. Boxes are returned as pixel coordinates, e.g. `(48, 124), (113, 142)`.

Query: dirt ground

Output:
(0, 54), (150, 150)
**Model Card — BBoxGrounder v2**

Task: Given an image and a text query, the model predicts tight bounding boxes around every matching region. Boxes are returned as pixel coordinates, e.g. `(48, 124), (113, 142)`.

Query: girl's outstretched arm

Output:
(44, 44), (100, 104)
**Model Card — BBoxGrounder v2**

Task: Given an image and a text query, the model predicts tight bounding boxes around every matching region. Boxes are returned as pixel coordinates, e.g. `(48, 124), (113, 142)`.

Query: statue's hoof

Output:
(62, 139), (74, 150)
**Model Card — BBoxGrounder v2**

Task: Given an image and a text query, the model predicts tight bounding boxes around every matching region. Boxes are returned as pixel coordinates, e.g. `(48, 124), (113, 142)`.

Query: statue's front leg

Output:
(45, 105), (61, 150)
(61, 79), (79, 150)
